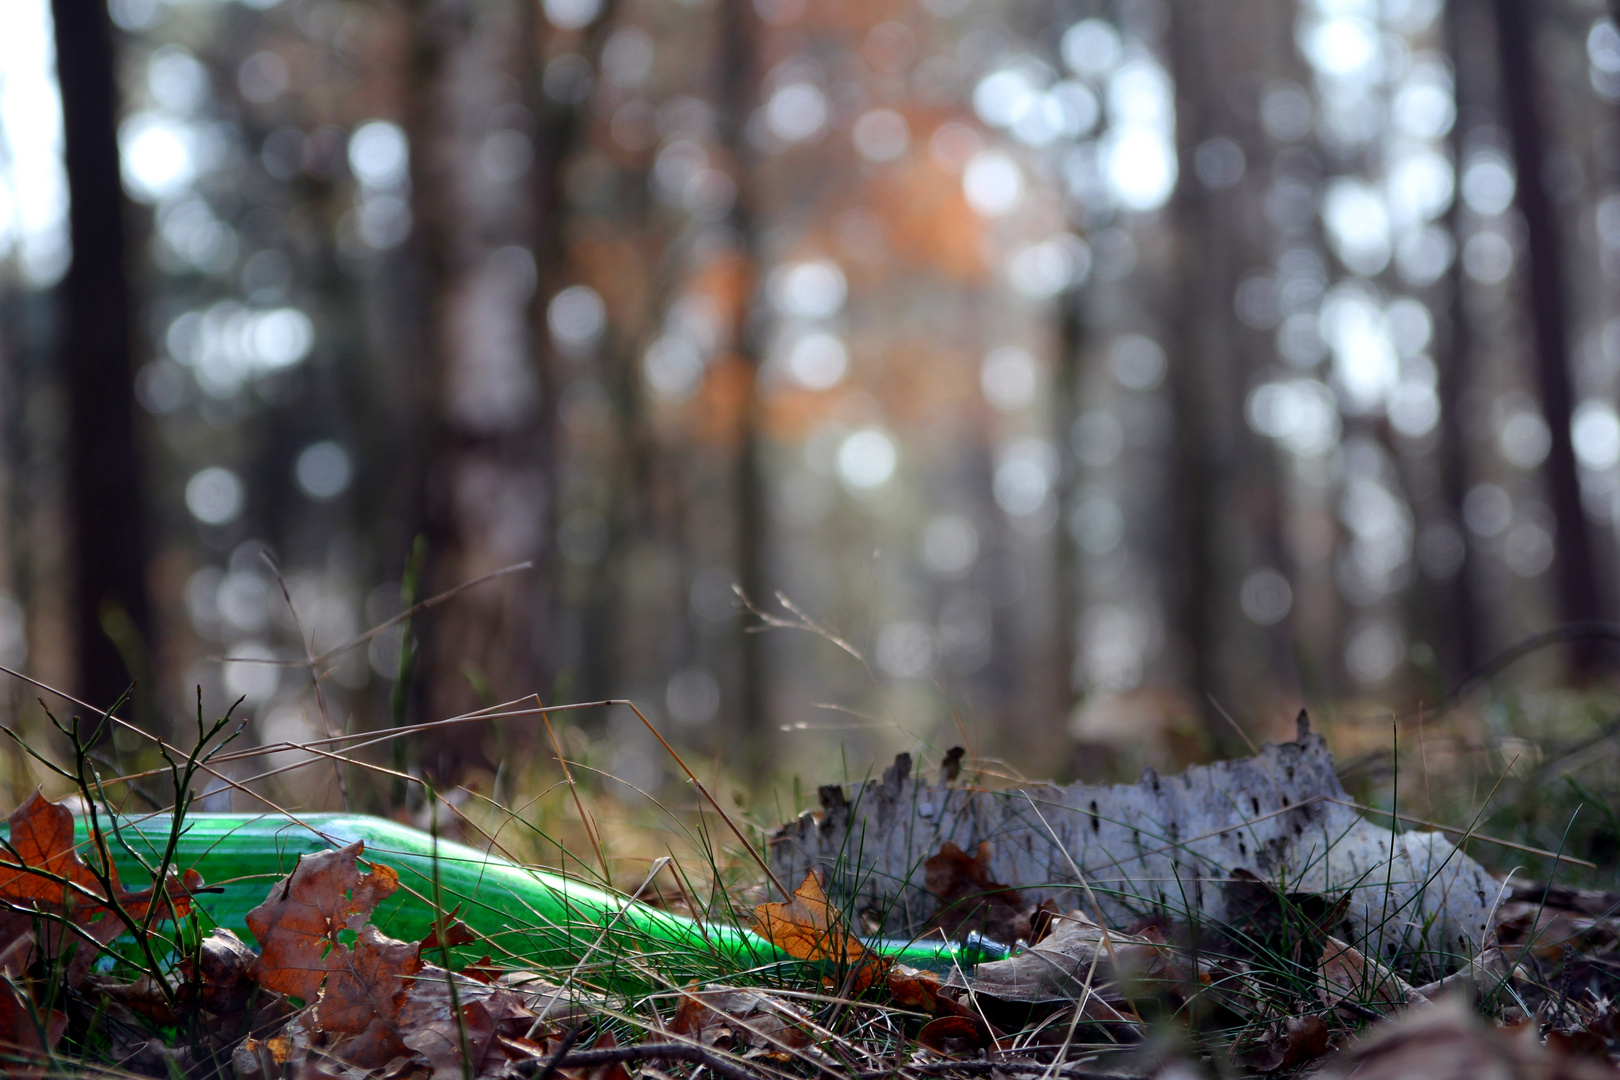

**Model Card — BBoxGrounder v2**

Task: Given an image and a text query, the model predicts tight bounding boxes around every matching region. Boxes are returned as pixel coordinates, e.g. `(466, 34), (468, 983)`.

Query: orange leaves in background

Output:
(752, 870), (888, 993)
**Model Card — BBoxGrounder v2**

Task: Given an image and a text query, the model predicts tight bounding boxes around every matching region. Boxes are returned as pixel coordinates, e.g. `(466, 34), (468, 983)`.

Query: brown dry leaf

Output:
(1318, 935), (1423, 1011)
(182, 927), (259, 1016)
(398, 974), (537, 1079)
(233, 1026), (303, 1079)
(316, 923), (423, 1036)
(948, 909), (1172, 1016)
(566, 1028), (633, 1080)
(752, 870), (888, 993)
(1238, 1014), (1333, 1074)
(415, 907), (478, 958)
(1222, 868), (1351, 964)
(917, 1014), (989, 1057)
(1413, 947), (1514, 1001)
(0, 976), (66, 1079)
(671, 987), (811, 1051)
(0, 790), (203, 972)
(1497, 902), (1618, 960)
(1316, 995), (1620, 1080)
(460, 954), (500, 984)
(924, 841), (1030, 945)
(887, 964), (981, 1025)
(245, 839), (401, 1003)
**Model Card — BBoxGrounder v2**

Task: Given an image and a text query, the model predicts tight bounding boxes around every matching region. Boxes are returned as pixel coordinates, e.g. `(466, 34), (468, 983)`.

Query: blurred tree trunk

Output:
(717, 0), (769, 770)
(50, 0), (154, 723)
(405, 0), (551, 778)
(1053, 297), (1082, 740)
(1490, 0), (1608, 673)
(1163, 0), (1239, 747)
(1436, 0), (1484, 681)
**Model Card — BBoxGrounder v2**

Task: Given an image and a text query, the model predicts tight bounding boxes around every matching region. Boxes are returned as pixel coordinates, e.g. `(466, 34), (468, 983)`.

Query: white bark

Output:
(769, 725), (1502, 972)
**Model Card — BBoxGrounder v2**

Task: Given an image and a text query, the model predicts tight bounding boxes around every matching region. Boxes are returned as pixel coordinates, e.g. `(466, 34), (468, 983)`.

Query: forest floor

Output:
(2, 686), (1620, 1078)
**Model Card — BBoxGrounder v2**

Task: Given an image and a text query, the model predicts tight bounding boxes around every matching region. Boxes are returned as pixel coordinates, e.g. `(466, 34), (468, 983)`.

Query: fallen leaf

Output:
(1315, 995), (1620, 1080)
(917, 1014), (988, 1057)
(753, 871), (888, 992)
(315, 923), (422, 1035)
(0, 790), (203, 977)
(1238, 1014), (1333, 1073)
(671, 987), (812, 1051)
(1497, 902), (1617, 961)
(245, 839), (401, 1004)
(415, 907), (478, 959)
(571, 1028), (634, 1080)
(1318, 935), (1422, 1011)
(398, 974), (536, 1079)
(0, 976), (66, 1079)
(460, 954), (500, 984)
(1412, 946), (1514, 1001)
(887, 965), (972, 1018)
(182, 927), (259, 1016)
(1222, 868), (1350, 965)
(924, 841), (1030, 945)
(948, 909), (1173, 1017)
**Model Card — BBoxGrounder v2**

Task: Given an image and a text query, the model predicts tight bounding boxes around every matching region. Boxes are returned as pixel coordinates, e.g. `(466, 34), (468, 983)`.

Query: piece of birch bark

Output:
(768, 723), (1503, 972)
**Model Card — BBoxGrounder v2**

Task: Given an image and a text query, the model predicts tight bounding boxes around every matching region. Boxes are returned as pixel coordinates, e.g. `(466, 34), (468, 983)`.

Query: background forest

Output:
(2, 0), (1619, 808)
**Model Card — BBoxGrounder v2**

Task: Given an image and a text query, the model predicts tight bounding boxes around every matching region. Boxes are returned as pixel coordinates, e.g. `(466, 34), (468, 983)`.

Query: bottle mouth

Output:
(962, 930), (1014, 962)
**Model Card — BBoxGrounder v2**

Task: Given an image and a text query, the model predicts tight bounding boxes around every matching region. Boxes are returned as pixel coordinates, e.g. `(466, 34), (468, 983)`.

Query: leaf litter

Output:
(6, 727), (1620, 1077)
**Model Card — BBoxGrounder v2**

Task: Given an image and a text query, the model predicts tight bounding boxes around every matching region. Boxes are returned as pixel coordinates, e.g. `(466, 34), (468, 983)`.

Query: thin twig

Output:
(209, 561), (534, 668)
(518, 1042), (771, 1080)
(260, 552), (348, 809)
(624, 700), (789, 898)
(854, 1064), (1146, 1080)
(542, 701), (610, 887)
(531, 1022), (582, 1080)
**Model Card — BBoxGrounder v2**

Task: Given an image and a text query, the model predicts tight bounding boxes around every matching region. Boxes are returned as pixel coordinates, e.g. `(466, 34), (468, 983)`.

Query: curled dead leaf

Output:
(672, 987), (812, 1051)
(917, 1014), (991, 1058)
(887, 965), (974, 1019)
(752, 871), (888, 993)
(1318, 935), (1422, 1012)
(947, 909), (1172, 1017)
(1238, 1014), (1333, 1074)
(1316, 995), (1620, 1080)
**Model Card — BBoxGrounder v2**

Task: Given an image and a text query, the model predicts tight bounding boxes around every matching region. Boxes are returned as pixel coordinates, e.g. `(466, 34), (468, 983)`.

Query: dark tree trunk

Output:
(1437, 0), (1484, 681)
(406, 0), (551, 779)
(1163, 0), (1237, 746)
(1490, 0), (1608, 672)
(50, 0), (153, 720)
(717, 0), (769, 770)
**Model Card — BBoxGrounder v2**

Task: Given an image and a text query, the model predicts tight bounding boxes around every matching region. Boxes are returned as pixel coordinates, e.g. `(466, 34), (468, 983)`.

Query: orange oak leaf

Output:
(752, 871), (888, 993)
(244, 839), (400, 1004)
(315, 923), (422, 1035)
(0, 790), (203, 967)
(887, 965), (976, 1019)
